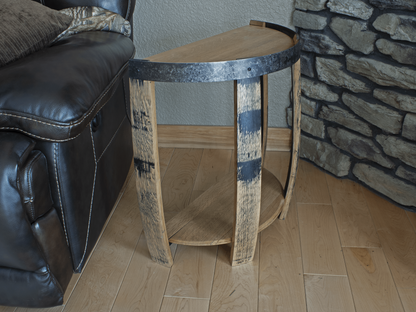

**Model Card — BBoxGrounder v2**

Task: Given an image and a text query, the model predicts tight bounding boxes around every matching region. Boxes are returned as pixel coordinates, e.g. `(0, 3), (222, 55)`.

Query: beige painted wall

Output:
(132, 0), (295, 127)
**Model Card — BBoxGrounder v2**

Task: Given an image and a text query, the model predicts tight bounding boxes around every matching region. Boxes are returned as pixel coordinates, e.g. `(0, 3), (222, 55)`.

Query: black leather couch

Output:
(0, 0), (136, 307)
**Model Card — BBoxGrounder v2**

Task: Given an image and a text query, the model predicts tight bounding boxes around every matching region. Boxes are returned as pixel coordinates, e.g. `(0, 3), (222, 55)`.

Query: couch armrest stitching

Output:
(0, 127), (80, 142)
(122, 77), (132, 125)
(53, 143), (69, 246)
(0, 62), (129, 130)
(25, 153), (39, 221)
(75, 124), (98, 271)
(97, 116), (127, 162)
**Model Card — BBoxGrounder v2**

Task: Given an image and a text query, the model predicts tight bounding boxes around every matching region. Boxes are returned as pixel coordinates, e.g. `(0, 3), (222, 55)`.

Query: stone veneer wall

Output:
(291, 0), (416, 212)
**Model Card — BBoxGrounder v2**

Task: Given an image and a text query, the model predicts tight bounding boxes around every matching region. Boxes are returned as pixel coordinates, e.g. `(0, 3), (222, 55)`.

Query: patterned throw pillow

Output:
(0, 0), (73, 67)
(54, 6), (131, 43)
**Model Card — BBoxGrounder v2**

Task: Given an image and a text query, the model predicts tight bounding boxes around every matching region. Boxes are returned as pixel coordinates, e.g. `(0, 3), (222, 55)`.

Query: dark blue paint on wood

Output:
(132, 110), (151, 132)
(237, 158), (262, 182)
(238, 109), (262, 134)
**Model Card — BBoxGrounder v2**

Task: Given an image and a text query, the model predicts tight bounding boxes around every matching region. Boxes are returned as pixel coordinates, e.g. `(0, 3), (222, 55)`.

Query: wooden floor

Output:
(2, 149), (416, 312)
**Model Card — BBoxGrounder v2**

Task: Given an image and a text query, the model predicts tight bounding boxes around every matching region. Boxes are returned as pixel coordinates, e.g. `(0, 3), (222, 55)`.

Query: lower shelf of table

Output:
(165, 168), (285, 246)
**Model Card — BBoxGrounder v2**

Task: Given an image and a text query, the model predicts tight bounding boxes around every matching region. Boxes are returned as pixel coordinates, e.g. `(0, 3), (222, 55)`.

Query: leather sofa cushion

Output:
(0, 31), (135, 141)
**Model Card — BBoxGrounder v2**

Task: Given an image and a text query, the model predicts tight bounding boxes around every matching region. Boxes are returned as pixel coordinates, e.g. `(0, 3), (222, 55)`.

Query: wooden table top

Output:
(146, 21), (296, 64)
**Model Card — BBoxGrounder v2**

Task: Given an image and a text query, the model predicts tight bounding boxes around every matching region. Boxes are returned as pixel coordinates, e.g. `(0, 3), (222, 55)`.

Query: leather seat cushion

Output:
(0, 31), (135, 141)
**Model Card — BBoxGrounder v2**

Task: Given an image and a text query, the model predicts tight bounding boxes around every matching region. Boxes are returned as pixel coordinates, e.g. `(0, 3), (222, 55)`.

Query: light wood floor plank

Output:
(326, 175), (381, 248)
(164, 148), (228, 299)
(298, 204), (346, 275)
(344, 247), (404, 312)
(159, 148), (175, 180)
(406, 211), (416, 233)
(259, 200), (307, 312)
(0, 307), (15, 312)
(263, 151), (290, 185)
(193, 149), (232, 191)
(15, 306), (62, 312)
(161, 148), (203, 222)
(111, 233), (175, 312)
(160, 297), (209, 312)
(295, 161), (331, 204)
(397, 288), (416, 312)
(61, 176), (143, 312)
(165, 245), (217, 299)
(363, 188), (416, 289)
(209, 242), (259, 312)
(304, 275), (355, 312)
(62, 274), (80, 304)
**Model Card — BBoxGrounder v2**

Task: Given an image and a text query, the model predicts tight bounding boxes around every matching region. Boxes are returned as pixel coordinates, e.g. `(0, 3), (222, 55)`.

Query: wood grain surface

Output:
(164, 245), (217, 299)
(209, 242), (259, 312)
(261, 75), (269, 164)
(193, 149), (232, 191)
(397, 288), (416, 312)
(130, 78), (173, 267)
(263, 150), (291, 184)
(159, 148), (174, 179)
(363, 188), (416, 289)
(161, 148), (203, 223)
(166, 168), (283, 246)
(343, 247), (404, 312)
(111, 233), (175, 312)
(280, 59), (301, 220)
(326, 175), (381, 248)
(295, 161), (332, 204)
(231, 77), (262, 266)
(160, 298), (209, 312)
(147, 24), (294, 63)
(157, 125), (292, 151)
(298, 204), (347, 275)
(259, 200), (307, 312)
(16, 306), (62, 312)
(61, 175), (143, 312)
(304, 275), (355, 312)
(407, 211), (416, 232)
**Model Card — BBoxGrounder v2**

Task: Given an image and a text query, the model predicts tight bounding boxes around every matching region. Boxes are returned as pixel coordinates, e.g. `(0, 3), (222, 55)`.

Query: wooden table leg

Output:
(129, 79), (173, 267)
(231, 76), (262, 266)
(280, 59), (301, 220)
(261, 75), (268, 165)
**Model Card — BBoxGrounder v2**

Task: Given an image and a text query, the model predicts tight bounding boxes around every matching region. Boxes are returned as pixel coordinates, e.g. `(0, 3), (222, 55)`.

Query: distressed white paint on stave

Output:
(130, 79), (173, 267)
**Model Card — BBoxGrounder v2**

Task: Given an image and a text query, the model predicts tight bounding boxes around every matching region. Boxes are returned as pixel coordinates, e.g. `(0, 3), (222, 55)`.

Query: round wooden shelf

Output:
(165, 168), (284, 246)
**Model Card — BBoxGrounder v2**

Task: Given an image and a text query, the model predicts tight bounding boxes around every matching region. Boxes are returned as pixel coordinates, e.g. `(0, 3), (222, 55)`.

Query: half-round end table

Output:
(129, 20), (301, 267)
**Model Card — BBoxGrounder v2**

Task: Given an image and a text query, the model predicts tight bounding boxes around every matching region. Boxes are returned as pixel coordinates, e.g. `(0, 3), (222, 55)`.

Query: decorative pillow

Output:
(54, 6), (131, 42)
(0, 0), (73, 67)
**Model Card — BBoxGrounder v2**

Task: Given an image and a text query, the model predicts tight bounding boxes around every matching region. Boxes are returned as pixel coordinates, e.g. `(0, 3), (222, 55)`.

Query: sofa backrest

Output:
(34, 0), (135, 20)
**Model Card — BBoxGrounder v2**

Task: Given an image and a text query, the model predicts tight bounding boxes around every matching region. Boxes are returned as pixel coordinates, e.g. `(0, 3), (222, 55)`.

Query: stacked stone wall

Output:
(291, 0), (416, 211)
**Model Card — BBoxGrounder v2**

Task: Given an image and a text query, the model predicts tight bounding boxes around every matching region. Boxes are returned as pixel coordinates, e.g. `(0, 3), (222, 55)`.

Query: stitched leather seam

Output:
(76, 124), (98, 271)
(97, 116), (127, 162)
(122, 78), (130, 123)
(26, 153), (39, 221)
(0, 62), (129, 132)
(54, 144), (69, 246)
(0, 127), (80, 142)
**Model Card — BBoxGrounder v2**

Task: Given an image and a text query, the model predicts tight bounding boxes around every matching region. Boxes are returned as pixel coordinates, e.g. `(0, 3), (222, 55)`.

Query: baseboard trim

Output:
(157, 125), (292, 151)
